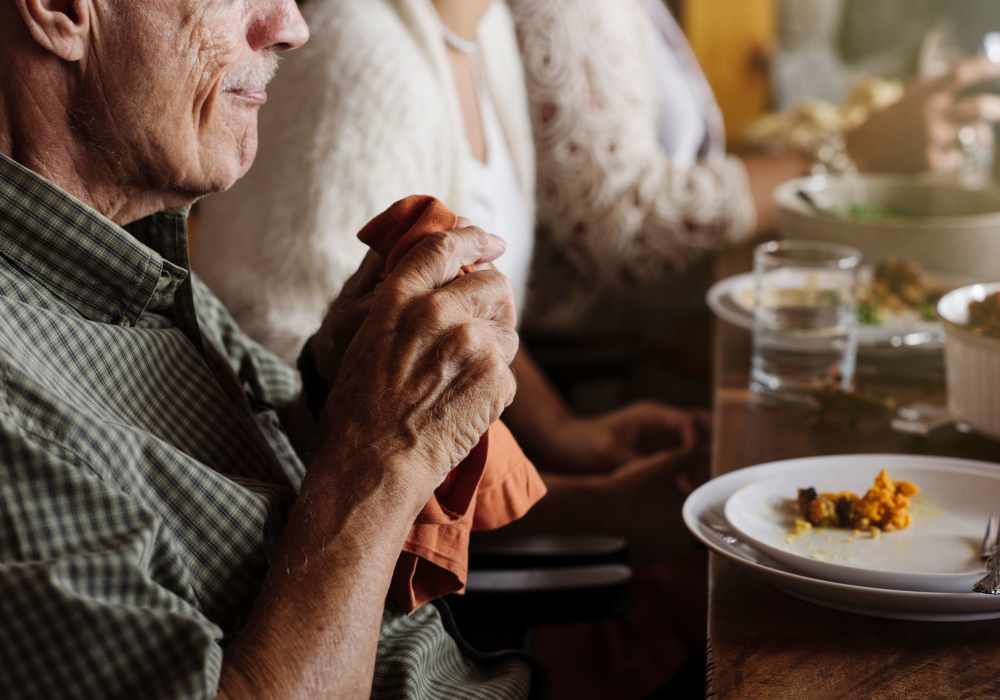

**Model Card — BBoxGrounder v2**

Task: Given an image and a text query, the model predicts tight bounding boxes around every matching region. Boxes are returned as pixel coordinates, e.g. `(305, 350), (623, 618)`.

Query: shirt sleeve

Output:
(0, 418), (224, 699)
(512, 0), (756, 287)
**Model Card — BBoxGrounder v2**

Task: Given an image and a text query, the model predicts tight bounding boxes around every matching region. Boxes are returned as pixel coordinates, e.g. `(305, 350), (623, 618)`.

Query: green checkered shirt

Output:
(0, 153), (531, 700)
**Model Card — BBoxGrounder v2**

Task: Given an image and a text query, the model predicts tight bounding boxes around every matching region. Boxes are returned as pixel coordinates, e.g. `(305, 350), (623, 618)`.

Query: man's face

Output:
(83, 0), (308, 199)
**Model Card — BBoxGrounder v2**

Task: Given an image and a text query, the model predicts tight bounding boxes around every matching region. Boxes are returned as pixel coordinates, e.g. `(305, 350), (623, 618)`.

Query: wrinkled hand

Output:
(315, 226), (519, 506)
(543, 401), (711, 475)
(847, 57), (1000, 174)
(308, 217), (481, 386)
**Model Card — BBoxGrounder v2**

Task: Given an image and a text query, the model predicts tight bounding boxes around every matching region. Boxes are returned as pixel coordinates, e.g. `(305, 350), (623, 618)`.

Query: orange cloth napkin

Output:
(357, 195), (547, 613)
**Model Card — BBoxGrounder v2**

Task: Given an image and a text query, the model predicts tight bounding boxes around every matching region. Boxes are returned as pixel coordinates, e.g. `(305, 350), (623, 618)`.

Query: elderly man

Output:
(0, 1), (533, 698)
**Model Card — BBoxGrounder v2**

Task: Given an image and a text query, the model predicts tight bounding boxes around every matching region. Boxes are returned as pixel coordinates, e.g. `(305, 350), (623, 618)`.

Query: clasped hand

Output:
(307, 224), (519, 510)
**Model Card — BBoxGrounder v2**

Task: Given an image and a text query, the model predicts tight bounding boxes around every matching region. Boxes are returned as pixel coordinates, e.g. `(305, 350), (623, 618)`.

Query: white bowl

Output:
(775, 175), (1000, 278)
(938, 283), (1000, 440)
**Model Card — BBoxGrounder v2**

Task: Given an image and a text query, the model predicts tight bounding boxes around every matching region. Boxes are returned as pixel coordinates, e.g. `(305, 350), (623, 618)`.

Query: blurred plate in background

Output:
(707, 268), (973, 350)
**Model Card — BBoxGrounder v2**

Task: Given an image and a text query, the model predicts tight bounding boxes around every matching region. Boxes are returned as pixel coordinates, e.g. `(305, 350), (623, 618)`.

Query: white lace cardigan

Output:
(193, 0), (535, 361)
(509, 0), (757, 334)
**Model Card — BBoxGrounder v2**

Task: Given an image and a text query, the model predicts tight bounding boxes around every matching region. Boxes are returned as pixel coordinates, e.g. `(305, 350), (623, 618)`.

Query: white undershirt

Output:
(464, 89), (535, 319)
(643, 0), (709, 165)
(443, 25), (535, 320)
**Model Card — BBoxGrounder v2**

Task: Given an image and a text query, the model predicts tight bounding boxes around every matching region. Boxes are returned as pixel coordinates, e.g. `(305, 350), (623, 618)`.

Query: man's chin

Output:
(203, 146), (259, 195)
(230, 133), (259, 188)
(222, 160), (256, 193)
(171, 167), (246, 205)
(167, 129), (259, 201)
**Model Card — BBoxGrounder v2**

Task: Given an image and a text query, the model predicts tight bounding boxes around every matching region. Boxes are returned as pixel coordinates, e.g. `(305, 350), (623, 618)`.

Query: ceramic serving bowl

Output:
(775, 175), (1000, 279)
(938, 283), (1000, 440)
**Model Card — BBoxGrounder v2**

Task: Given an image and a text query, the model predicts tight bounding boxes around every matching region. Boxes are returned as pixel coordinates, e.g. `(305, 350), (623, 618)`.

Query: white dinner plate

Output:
(723, 461), (1000, 592)
(706, 270), (972, 349)
(682, 455), (1000, 621)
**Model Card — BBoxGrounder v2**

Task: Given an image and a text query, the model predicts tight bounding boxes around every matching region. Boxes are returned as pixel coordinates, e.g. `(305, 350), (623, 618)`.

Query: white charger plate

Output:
(723, 461), (999, 592)
(682, 454), (1000, 621)
(706, 270), (965, 349)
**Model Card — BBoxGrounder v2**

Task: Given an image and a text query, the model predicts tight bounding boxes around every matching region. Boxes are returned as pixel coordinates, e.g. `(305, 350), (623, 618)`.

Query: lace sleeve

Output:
(511, 0), (756, 288)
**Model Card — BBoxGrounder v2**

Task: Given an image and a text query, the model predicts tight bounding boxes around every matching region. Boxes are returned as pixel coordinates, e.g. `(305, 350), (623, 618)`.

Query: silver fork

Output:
(974, 514), (1000, 595)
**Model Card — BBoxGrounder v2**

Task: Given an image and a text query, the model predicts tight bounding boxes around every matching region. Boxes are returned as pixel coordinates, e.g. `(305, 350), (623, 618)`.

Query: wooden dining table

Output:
(706, 247), (1000, 700)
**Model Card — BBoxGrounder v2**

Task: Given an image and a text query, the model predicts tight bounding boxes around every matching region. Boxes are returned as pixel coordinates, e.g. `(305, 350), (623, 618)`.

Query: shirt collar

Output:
(0, 152), (190, 326)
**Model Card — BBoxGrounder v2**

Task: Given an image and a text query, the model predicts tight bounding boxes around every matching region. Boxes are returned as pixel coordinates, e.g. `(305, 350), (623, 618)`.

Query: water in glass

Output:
(751, 241), (861, 403)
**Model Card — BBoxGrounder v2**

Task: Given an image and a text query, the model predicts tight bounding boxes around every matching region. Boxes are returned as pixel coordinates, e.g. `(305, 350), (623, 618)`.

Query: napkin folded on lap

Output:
(357, 195), (548, 613)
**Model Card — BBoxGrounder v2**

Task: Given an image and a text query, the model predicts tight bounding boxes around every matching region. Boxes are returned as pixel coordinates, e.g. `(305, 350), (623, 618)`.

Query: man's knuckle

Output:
(504, 326), (521, 352)
(492, 271), (516, 300)
(500, 272), (515, 295)
(448, 323), (480, 355)
(418, 293), (452, 325)
(376, 282), (410, 313)
(491, 328), (517, 363)
(483, 350), (509, 379)
(398, 294), (441, 335)
(501, 367), (518, 406)
(426, 231), (457, 258)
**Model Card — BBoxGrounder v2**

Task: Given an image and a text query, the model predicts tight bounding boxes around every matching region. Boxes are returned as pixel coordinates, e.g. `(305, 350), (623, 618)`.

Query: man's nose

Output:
(249, 0), (310, 53)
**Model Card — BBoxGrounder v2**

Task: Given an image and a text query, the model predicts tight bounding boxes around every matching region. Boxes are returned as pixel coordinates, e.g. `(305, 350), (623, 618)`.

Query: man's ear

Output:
(13, 0), (90, 62)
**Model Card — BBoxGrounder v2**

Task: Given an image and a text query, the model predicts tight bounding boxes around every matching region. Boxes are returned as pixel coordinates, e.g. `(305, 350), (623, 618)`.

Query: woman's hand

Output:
(607, 448), (709, 564)
(539, 401), (710, 475)
(846, 57), (1000, 174)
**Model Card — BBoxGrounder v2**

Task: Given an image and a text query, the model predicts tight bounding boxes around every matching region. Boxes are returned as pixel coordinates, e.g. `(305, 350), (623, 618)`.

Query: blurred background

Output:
(670, 0), (1000, 146)
(526, 0), (1000, 416)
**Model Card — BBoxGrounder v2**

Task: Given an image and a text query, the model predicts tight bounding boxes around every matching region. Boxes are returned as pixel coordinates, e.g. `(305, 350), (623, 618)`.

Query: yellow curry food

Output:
(796, 469), (919, 534)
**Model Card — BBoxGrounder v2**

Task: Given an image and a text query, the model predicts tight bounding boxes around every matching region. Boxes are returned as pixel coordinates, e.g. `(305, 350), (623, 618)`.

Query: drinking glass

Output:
(751, 241), (861, 403)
